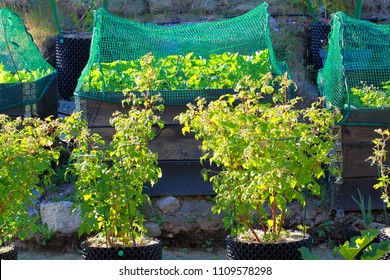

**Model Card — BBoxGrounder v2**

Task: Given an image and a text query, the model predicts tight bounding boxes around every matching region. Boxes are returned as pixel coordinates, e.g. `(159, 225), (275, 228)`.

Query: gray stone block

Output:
(40, 201), (82, 234)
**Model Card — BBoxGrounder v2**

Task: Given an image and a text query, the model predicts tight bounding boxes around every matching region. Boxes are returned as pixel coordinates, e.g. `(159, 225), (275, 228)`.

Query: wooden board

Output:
(144, 160), (215, 196)
(342, 126), (384, 144)
(331, 177), (389, 212)
(0, 76), (58, 118)
(79, 98), (188, 126)
(76, 97), (199, 160)
(341, 126), (390, 178)
(90, 125), (202, 160)
(342, 143), (376, 178)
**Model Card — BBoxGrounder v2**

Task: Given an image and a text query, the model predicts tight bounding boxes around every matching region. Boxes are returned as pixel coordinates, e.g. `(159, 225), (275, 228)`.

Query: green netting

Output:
(317, 12), (390, 126)
(75, 2), (290, 105)
(0, 8), (56, 111)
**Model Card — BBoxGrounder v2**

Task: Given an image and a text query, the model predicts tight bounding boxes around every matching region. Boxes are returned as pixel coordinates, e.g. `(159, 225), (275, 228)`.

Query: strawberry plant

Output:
(350, 81), (390, 108)
(0, 63), (53, 83)
(81, 50), (271, 93)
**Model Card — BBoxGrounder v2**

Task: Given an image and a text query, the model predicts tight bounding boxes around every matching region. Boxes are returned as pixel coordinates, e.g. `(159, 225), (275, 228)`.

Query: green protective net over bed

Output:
(0, 8), (56, 111)
(75, 2), (290, 105)
(317, 12), (390, 126)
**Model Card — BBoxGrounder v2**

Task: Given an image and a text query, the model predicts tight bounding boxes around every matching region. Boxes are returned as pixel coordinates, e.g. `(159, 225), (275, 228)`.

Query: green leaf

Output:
(298, 247), (320, 260)
(361, 240), (390, 260)
(182, 126), (191, 135)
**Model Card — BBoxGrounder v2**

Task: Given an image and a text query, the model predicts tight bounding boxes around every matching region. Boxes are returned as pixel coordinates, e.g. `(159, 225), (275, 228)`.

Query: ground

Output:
(17, 243), (341, 260)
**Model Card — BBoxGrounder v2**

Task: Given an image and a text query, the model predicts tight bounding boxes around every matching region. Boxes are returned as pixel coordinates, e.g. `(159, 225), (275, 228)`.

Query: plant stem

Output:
(119, 147), (137, 246)
(243, 213), (261, 242)
(305, 0), (318, 24)
(256, 204), (267, 233)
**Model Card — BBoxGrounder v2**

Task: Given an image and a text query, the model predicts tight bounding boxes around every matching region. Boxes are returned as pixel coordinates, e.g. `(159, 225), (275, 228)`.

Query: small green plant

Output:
(177, 71), (341, 242)
(351, 82), (390, 109)
(0, 63), (53, 83)
(300, 0), (356, 22)
(352, 188), (373, 229)
(54, 0), (105, 32)
(316, 221), (334, 239)
(81, 50), (271, 93)
(300, 229), (390, 260)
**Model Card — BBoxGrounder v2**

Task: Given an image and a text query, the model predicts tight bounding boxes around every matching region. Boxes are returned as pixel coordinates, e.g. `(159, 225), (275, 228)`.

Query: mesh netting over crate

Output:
(0, 8), (57, 114)
(317, 12), (390, 126)
(75, 2), (290, 105)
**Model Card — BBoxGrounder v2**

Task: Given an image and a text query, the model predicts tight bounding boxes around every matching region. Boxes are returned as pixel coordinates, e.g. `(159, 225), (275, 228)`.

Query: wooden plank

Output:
(342, 143), (377, 178)
(80, 98), (188, 127)
(0, 76), (58, 119)
(342, 126), (382, 144)
(90, 125), (202, 161)
(341, 108), (390, 126)
(144, 161), (215, 196)
(331, 177), (389, 212)
(149, 127), (201, 160)
(341, 125), (390, 178)
(0, 105), (25, 118)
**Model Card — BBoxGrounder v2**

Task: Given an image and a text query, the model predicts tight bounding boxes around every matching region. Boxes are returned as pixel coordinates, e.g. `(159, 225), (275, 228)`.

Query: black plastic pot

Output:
(0, 245), (18, 260)
(379, 227), (390, 260)
(309, 23), (331, 71)
(55, 32), (92, 100)
(81, 239), (163, 260)
(226, 232), (313, 260)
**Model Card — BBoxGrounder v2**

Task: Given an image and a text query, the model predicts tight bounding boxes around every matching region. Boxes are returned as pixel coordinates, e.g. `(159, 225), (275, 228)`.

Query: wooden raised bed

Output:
(0, 74), (58, 119)
(75, 97), (214, 196)
(331, 111), (390, 212)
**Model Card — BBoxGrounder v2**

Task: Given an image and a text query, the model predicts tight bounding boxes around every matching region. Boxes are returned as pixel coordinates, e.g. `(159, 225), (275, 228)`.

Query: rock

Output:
(155, 196), (181, 214)
(145, 222), (162, 237)
(40, 201), (82, 234)
(269, 17), (279, 31)
(26, 205), (38, 217)
(149, 0), (172, 13)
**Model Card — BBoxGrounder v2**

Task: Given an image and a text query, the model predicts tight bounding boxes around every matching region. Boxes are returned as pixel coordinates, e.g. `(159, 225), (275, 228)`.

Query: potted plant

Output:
(0, 115), (61, 259)
(177, 72), (340, 260)
(64, 53), (165, 260)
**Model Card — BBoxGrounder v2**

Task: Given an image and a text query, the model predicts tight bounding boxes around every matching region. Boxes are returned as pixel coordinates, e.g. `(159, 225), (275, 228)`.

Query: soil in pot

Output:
(0, 244), (18, 260)
(81, 236), (163, 260)
(226, 230), (313, 260)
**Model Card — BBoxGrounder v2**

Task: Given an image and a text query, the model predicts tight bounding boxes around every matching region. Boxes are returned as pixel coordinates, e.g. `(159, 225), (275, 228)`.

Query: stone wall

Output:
(30, 191), (227, 249)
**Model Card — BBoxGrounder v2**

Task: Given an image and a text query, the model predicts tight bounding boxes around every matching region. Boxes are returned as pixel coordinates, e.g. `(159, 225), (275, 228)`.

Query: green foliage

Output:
(177, 71), (340, 242)
(335, 229), (390, 260)
(350, 82), (390, 109)
(82, 50), (271, 93)
(0, 115), (62, 246)
(55, 0), (104, 32)
(366, 128), (390, 208)
(0, 63), (52, 83)
(352, 188), (373, 229)
(299, 0), (349, 19)
(298, 247), (320, 260)
(65, 54), (164, 247)
(300, 229), (390, 260)
(316, 221), (334, 239)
